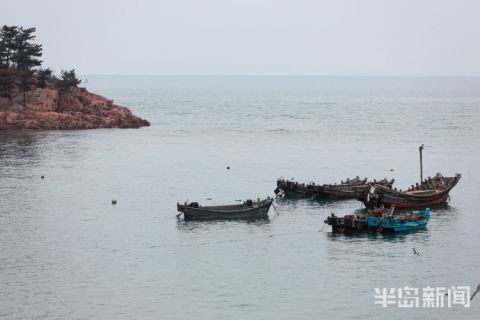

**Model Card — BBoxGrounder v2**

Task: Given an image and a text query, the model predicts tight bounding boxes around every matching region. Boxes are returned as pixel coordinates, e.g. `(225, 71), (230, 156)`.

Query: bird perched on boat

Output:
(471, 283), (480, 301)
(413, 248), (420, 256)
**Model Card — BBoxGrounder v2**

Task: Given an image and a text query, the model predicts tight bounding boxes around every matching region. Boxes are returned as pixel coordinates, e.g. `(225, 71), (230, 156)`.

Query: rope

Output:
(272, 202), (281, 216)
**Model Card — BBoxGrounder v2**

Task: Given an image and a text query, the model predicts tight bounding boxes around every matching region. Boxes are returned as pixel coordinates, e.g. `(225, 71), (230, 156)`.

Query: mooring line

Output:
(272, 202), (281, 216)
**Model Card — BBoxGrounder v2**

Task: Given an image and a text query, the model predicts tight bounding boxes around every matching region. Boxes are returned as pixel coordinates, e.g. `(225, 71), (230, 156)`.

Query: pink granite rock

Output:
(0, 87), (150, 130)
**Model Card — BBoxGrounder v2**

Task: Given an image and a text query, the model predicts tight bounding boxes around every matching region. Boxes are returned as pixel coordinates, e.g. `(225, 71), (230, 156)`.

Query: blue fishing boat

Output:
(367, 208), (431, 232)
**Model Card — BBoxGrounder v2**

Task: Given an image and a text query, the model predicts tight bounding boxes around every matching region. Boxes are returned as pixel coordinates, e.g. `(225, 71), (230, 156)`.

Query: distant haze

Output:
(2, 0), (480, 76)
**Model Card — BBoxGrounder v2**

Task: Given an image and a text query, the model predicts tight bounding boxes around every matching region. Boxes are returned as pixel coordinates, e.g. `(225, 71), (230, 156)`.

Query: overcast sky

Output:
(2, 0), (479, 76)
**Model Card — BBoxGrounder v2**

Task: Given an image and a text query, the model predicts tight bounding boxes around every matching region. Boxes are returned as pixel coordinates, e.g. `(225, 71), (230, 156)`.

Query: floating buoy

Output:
(112, 199), (117, 205)
(226, 166), (230, 170)
(41, 175), (44, 179)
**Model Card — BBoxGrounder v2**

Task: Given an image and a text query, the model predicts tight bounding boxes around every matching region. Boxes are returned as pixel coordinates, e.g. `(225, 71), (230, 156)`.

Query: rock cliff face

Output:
(0, 87), (150, 130)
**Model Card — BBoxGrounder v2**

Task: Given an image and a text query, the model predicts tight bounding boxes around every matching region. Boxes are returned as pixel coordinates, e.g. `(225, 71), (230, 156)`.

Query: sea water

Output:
(1, 76), (479, 319)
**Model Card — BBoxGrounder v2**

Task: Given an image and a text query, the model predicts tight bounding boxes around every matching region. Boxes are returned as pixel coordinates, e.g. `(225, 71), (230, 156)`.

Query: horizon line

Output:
(77, 74), (480, 78)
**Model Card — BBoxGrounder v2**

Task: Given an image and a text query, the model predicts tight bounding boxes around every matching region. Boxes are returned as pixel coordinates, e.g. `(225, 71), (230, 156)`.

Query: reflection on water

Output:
(431, 203), (459, 217)
(366, 230), (431, 243)
(176, 216), (271, 233)
(0, 130), (87, 169)
(0, 131), (43, 167)
(326, 229), (430, 243)
(276, 197), (361, 211)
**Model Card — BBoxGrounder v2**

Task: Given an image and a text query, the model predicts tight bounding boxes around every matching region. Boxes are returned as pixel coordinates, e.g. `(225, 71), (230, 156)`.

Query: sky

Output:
(1, 0), (480, 76)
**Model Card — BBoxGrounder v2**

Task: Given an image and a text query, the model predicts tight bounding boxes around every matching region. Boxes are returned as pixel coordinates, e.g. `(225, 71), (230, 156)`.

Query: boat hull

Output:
(179, 199), (273, 221)
(320, 186), (360, 200)
(367, 209), (430, 232)
(381, 193), (448, 208)
(324, 214), (368, 233)
(274, 180), (309, 198)
(283, 189), (308, 198)
(359, 173), (461, 209)
(276, 178), (393, 200)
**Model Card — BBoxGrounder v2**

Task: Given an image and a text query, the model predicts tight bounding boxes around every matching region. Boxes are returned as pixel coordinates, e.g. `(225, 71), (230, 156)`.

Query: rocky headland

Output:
(0, 86), (150, 130)
(0, 25), (149, 130)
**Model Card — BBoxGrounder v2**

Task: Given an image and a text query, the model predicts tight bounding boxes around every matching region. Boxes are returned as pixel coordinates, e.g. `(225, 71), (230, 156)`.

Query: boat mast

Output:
(419, 144), (424, 183)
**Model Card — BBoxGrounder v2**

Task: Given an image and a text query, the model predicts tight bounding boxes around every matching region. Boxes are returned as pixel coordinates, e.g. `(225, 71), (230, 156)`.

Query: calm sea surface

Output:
(1, 76), (480, 319)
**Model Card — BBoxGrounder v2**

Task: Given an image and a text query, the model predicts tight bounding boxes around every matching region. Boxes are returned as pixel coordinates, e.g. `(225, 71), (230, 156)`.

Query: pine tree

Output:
(0, 26), (18, 99)
(58, 69), (81, 89)
(3, 27), (43, 105)
(0, 26), (19, 68)
(13, 27), (42, 71)
(0, 69), (15, 99)
(37, 68), (53, 88)
(0, 40), (5, 68)
(19, 69), (36, 105)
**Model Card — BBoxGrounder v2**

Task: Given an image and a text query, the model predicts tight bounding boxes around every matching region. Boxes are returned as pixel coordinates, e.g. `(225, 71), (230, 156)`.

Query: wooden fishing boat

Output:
(358, 173), (461, 209)
(274, 179), (310, 198)
(324, 213), (368, 233)
(177, 198), (273, 220)
(321, 178), (394, 199)
(275, 177), (393, 200)
(367, 208), (431, 232)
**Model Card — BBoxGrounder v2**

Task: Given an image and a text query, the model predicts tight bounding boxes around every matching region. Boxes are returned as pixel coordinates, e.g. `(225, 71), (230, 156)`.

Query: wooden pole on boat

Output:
(419, 144), (424, 183)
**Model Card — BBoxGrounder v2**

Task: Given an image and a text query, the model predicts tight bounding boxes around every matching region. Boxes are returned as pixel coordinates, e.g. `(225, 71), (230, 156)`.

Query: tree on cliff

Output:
(57, 69), (81, 89)
(0, 25), (84, 105)
(0, 26), (43, 104)
(0, 26), (19, 68)
(0, 26), (42, 70)
(0, 26), (19, 98)
(0, 69), (15, 98)
(12, 27), (42, 71)
(37, 68), (53, 88)
(13, 27), (43, 105)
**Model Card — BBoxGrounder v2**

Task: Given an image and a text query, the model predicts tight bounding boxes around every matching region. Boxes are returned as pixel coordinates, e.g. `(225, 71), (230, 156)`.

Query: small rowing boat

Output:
(177, 197), (273, 220)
